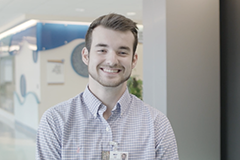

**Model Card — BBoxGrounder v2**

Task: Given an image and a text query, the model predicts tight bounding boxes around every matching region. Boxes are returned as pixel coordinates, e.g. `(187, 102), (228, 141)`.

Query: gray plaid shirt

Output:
(36, 86), (179, 159)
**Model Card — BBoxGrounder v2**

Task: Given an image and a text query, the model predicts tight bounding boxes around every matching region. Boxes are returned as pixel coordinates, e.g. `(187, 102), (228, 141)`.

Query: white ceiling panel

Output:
(0, 0), (142, 33)
(44, 0), (84, 6)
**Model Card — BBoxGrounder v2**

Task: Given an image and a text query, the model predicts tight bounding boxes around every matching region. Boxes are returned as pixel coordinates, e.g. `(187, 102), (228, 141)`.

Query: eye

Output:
(118, 50), (130, 56)
(97, 49), (107, 53)
(119, 51), (126, 55)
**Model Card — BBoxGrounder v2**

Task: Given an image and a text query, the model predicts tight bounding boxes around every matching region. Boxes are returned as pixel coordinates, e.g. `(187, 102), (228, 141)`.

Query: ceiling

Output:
(0, 0), (142, 33)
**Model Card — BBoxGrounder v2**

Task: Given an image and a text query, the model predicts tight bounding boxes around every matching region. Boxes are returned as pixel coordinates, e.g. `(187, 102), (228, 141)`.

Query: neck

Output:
(88, 81), (127, 120)
(88, 82), (127, 109)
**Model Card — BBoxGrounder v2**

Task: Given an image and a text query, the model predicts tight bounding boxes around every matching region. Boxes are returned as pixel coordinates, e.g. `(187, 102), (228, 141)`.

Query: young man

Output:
(36, 13), (179, 159)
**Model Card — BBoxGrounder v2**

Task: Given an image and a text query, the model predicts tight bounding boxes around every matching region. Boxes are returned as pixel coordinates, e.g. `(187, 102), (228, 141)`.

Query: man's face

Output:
(82, 26), (137, 88)
(121, 154), (126, 159)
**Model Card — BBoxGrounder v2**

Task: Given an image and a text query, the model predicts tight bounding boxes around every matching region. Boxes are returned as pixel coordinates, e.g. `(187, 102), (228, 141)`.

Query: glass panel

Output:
(0, 56), (15, 114)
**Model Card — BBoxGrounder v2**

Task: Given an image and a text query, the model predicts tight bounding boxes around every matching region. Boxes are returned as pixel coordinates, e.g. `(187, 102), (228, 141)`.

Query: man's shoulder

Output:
(131, 94), (165, 118)
(42, 92), (83, 121)
(130, 95), (171, 131)
(53, 93), (82, 110)
(38, 92), (85, 136)
(144, 103), (167, 125)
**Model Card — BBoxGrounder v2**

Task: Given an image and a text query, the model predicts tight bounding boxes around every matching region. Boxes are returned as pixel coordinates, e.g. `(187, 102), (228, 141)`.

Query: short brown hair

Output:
(85, 13), (138, 54)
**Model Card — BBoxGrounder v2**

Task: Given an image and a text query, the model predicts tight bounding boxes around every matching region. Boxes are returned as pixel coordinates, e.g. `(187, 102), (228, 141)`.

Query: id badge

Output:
(102, 151), (128, 160)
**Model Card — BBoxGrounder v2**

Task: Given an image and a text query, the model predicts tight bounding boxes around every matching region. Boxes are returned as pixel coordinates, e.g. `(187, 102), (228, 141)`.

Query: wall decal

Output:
(47, 60), (64, 84)
(71, 42), (88, 77)
(32, 51), (38, 63)
(20, 75), (26, 97)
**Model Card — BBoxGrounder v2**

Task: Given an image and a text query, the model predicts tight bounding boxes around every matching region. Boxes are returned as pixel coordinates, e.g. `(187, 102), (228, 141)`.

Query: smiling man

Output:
(36, 13), (179, 160)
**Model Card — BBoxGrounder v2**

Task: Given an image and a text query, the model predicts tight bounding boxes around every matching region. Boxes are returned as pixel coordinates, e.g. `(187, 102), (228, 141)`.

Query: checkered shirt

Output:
(36, 86), (179, 159)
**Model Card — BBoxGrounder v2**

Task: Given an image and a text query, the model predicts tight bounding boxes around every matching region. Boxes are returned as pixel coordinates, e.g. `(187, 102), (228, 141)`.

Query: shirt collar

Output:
(82, 86), (102, 119)
(117, 88), (132, 116)
(82, 86), (132, 118)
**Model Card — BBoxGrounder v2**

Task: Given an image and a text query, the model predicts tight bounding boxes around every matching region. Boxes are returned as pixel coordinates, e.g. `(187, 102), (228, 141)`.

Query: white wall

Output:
(14, 41), (40, 130)
(38, 39), (88, 120)
(143, 0), (220, 159)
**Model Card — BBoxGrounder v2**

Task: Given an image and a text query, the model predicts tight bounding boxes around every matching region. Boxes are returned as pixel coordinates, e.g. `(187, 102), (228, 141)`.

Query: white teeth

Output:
(103, 69), (118, 73)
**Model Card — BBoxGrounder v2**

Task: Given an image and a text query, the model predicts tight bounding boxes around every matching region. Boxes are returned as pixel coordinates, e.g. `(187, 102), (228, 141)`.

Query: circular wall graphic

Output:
(71, 42), (88, 77)
(20, 75), (26, 97)
(32, 51), (38, 63)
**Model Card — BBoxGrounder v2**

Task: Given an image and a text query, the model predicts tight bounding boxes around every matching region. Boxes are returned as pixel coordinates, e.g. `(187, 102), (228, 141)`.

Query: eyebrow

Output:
(95, 43), (108, 47)
(95, 43), (131, 51)
(119, 46), (131, 51)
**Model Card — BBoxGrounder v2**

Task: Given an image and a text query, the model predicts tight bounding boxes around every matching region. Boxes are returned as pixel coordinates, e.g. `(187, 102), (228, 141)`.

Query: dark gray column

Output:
(221, 0), (240, 159)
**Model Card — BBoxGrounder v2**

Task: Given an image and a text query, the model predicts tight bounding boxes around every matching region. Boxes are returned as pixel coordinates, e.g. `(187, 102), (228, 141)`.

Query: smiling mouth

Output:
(101, 68), (121, 73)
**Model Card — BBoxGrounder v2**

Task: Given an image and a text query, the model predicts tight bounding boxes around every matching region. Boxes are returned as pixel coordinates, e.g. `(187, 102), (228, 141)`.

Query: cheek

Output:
(88, 57), (101, 68)
(124, 63), (134, 71)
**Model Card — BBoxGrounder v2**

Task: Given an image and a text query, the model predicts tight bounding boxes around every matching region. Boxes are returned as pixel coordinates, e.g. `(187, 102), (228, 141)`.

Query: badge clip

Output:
(109, 141), (118, 151)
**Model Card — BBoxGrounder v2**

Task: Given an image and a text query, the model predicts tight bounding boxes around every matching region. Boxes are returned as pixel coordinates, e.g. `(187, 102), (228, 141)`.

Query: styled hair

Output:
(85, 13), (138, 54)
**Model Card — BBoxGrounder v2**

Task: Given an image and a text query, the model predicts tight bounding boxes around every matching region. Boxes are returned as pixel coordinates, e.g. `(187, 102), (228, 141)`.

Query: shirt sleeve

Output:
(155, 114), (179, 160)
(36, 108), (62, 160)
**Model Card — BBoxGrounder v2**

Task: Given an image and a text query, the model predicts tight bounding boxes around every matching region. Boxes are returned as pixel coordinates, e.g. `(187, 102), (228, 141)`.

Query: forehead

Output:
(91, 26), (135, 49)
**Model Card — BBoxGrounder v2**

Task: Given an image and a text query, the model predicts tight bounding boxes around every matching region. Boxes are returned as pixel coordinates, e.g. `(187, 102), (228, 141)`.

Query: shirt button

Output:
(106, 127), (110, 132)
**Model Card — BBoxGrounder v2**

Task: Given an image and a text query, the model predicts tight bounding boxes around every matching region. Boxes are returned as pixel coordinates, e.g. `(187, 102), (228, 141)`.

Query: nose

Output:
(105, 51), (118, 67)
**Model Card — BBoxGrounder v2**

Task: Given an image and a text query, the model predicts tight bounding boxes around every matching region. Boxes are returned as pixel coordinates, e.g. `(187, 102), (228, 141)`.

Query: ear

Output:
(82, 47), (89, 65)
(132, 53), (138, 69)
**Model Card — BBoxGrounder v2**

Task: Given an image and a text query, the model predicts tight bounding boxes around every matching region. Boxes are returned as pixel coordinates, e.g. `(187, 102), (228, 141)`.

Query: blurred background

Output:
(0, 0), (239, 160)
